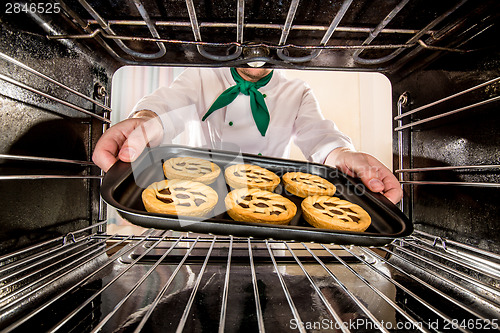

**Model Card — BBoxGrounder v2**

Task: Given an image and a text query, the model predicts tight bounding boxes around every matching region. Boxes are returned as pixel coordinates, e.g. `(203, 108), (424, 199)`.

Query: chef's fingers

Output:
(92, 120), (134, 172)
(92, 117), (163, 172)
(377, 166), (403, 204)
(326, 148), (402, 204)
(345, 155), (385, 193)
(344, 154), (403, 202)
(325, 147), (357, 178)
(381, 184), (403, 205)
(119, 117), (164, 163)
(351, 156), (402, 204)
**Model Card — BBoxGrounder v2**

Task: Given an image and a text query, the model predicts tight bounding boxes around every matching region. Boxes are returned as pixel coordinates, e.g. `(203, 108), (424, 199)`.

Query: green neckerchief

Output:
(202, 68), (273, 136)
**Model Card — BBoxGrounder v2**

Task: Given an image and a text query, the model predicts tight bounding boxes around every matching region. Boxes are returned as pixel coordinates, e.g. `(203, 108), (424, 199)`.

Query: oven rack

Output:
(43, 0), (483, 68)
(0, 50), (108, 183)
(0, 223), (499, 332)
(0, 52), (111, 123)
(395, 77), (500, 193)
(0, 151), (102, 180)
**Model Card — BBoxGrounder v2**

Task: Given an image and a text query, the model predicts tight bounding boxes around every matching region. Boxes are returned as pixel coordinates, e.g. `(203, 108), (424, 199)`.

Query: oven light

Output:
(243, 44), (270, 68)
(247, 61), (266, 67)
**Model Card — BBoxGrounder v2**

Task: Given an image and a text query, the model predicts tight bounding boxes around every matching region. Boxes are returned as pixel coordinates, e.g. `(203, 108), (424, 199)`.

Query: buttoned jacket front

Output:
(133, 67), (353, 163)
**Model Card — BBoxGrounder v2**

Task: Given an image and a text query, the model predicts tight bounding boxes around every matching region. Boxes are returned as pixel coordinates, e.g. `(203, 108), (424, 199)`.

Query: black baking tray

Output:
(101, 145), (412, 246)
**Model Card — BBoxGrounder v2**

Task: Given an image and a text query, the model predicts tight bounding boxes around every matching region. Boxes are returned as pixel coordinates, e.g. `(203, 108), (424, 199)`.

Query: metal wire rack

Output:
(0, 52), (110, 123)
(1, 2), (498, 331)
(0, 223), (498, 332)
(0, 50), (109, 230)
(395, 77), (500, 191)
(42, 0), (488, 68)
(0, 50), (107, 182)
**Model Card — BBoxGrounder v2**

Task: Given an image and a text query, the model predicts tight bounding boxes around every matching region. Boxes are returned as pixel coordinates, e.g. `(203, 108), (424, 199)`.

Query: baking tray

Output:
(101, 145), (412, 246)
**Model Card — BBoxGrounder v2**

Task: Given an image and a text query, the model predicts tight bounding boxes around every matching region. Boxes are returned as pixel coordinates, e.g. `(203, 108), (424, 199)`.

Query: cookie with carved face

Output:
(224, 164), (280, 191)
(301, 196), (371, 232)
(282, 172), (336, 198)
(163, 157), (221, 184)
(142, 179), (218, 217)
(225, 188), (297, 225)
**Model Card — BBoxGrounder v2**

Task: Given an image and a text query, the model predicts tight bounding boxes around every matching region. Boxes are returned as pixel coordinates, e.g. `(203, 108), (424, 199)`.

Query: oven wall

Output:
(391, 48), (500, 253)
(1, 1), (498, 255)
(0, 13), (117, 254)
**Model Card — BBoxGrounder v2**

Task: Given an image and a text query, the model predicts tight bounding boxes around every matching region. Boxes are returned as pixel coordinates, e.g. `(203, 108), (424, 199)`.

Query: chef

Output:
(92, 67), (402, 204)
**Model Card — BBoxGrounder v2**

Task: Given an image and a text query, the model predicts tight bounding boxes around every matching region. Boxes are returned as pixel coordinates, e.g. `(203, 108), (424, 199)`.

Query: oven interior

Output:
(0, 0), (499, 331)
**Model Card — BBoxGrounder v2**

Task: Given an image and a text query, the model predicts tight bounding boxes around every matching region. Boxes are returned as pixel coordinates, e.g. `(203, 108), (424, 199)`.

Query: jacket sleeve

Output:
(131, 68), (204, 142)
(292, 83), (355, 163)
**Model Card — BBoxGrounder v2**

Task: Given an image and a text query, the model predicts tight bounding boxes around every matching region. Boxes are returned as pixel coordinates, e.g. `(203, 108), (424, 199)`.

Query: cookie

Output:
(301, 196), (371, 232)
(225, 188), (297, 225)
(224, 164), (280, 191)
(142, 179), (218, 217)
(282, 172), (336, 198)
(163, 157), (221, 184)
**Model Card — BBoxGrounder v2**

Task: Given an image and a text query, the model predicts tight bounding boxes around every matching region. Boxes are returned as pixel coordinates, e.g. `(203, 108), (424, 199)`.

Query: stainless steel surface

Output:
(1, 229), (499, 332)
(0, 175), (103, 180)
(394, 95), (500, 131)
(276, 0), (353, 63)
(43, 0), (482, 68)
(0, 52), (111, 112)
(352, 0), (411, 64)
(84, 20), (426, 35)
(394, 76), (500, 119)
(265, 240), (306, 333)
(185, 0), (243, 61)
(99, 96), (112, 232)
(0, 73), (110, 123)
(399, 181), (500, 187)
(77, 0), (166, 59)
(397, 92), (408, 213)
(0, 154), (94, 166)
(175, 237), (217, 333)
(0, 223), (112, 329)
(0, 231), (148, 332)
(0, 221), (106, 263)
(353, 0), (468, 65)
(393, 76), (500, 189)
(413, 230), (500, 267)
(320, 245), (427, 333)
(49, 234), (172, 332)
(217, 236), (233, 333)
(0, 0), (498, 331)
(48, 30), (418, 51)
(396, 165), (500, 173)
(132, 236), (198, 333)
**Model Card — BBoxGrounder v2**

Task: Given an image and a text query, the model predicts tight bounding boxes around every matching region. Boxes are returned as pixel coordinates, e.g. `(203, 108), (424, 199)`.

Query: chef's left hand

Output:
(325, 147), (403, 204)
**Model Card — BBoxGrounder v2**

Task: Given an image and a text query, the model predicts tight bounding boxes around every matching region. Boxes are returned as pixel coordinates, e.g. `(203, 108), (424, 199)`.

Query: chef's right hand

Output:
(92, 110), (164, 172)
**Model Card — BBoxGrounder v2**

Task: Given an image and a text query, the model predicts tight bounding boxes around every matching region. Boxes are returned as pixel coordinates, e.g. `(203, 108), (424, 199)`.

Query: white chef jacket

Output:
(132, 67), (354, 163)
